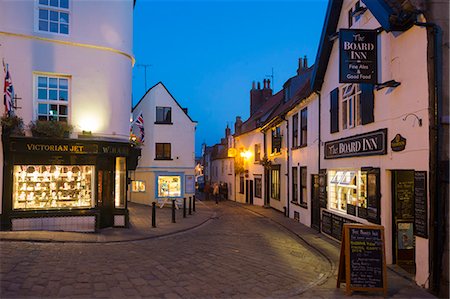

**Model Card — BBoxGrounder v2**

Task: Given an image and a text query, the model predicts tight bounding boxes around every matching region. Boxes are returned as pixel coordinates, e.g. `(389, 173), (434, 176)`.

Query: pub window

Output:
(254, 143), (261, 162)
(328, 169), (368, 218)
(37, 0), (70, 35)
(254, 177), (262, 198)
(131, 180), (146, 192)
(35, 74), (69, 122)
(341, 84), (361, 130)
(271, 166), (280, 200)
(157, 175), (181, 197)
(292, 167), (298, 203)
(239, 175), (244, 194)
(292, 113), (298, 148)
(155, 143), (171, 160)
(156, 107), (172, 124)
(114, 157), (126, 208)
(13, 165), (95, 210)
(300, 167), (307, 207)
(271, 126), (282, 154)
(300, 108), (307, 147)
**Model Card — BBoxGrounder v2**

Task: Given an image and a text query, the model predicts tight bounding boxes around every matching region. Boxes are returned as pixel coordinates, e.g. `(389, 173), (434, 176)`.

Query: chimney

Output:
(257, 82), (261, 89)
(252, 81), (256, 90)
(303, 55), (308, 69)
(297, 58), (303, 75)
(235, 116), (243, 135)
(225, 125), (231, 138)
(267, 79), (271, 89)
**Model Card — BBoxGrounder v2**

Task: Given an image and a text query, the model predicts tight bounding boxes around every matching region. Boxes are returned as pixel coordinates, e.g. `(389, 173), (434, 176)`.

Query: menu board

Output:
(395, 173), (415, 219)
(332, 213), (344, 240)
(347, 204), (356, 216)
(322, 211), (332, 235)
(337, 224), (387, 296)
(414, 171), (428, 238)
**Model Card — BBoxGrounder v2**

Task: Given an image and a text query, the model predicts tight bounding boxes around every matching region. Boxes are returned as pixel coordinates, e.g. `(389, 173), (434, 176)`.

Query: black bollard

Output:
(172, 199), (176, 223)
(188, 196), (192, 215)
(183, 197), (187, 218)
(215, 194), (218, 204)
(152, 202), (156, 228)
(193, 195), (196, 212)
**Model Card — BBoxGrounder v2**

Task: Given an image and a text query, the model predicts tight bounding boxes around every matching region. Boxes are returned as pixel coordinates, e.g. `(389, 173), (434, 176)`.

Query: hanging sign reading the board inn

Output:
(339, 29), (378, 84)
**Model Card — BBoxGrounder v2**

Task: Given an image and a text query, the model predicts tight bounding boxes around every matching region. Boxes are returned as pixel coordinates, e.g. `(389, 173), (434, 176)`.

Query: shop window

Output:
(300, 108), (307, 147)
(254, 177), (262, 198)
(271, 127), (282, 154)
(155, 143), (171, 160)
(35, 75), (69, 122)
(131, 180), (146, 192)
(239, 175), (244, 194)
(292, 113), (298, 148)
(156, 107), (172, 124)
(13, 165), (94, 210)
(157, 175), (181, 197)
(37, 0), (70, 35)
(328, 169), (368, 218)
(300, 167), (307, 207)
(341, 84), (362, 130)
(271, 165), (280, 200)
(254, 143), (261, 162)
(114, 157), (126, 208)
(292, 167), (298, 203)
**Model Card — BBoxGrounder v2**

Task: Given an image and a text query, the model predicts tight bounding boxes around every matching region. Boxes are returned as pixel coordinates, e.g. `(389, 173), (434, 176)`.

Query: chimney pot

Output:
(303, 55), (308, 68)
(263, 79), (267, 88)
(257, 82), (261, 89)
(252, 81), (256, 89)
(267, 79), (271, 89)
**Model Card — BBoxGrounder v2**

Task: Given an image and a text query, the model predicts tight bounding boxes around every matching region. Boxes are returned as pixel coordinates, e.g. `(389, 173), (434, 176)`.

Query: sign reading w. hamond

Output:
(339, 29), (378, 84)
(325, 129), (387, 159)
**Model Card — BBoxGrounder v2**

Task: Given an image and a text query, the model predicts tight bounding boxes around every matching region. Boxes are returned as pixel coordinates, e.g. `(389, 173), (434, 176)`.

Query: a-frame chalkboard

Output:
(337, 223), (387, 296)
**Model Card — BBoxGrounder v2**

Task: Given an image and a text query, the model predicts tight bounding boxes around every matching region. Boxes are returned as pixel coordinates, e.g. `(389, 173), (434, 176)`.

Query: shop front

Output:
(1, 136), (133, 232)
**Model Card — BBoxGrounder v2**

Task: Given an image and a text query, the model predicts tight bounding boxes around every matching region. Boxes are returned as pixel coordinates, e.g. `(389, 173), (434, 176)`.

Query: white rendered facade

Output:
(130, 82), (197, 205)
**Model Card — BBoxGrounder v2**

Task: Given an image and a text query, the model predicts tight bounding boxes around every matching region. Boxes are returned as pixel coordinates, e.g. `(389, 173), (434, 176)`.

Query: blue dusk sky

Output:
(133, 0), (328, 156)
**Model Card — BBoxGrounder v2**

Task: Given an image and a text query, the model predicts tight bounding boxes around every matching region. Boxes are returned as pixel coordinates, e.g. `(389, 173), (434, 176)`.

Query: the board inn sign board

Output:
(325, 129), (387, 159)
(339, 29), (378, 84)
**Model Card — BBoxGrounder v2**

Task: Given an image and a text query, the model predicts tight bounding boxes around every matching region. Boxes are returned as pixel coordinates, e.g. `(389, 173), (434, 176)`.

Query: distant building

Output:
(0, 0), (135, 231)
(129, 82), (197, 205)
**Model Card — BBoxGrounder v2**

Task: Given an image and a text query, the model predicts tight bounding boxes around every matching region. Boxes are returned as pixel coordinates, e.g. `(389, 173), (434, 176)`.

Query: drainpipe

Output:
(414, 21), (443, 295)
(261, 130), (268, 207)
(284, 116), (290, 217)
(317, 91), (321, 174)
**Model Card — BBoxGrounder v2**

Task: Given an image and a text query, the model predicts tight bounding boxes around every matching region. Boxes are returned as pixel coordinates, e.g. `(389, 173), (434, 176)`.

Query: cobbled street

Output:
(0, 202), (331, 298)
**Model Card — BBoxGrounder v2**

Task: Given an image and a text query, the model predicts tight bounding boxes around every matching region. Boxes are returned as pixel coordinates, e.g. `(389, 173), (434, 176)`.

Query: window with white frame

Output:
(37, 0), (70, 35)
(341, 84), (361, 130)
(36, 75), (69, 122)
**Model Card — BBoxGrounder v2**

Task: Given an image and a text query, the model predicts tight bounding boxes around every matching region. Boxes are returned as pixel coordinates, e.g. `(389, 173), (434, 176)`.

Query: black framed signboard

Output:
(339, 29), (378, 84)
(414, 171), (428, 238)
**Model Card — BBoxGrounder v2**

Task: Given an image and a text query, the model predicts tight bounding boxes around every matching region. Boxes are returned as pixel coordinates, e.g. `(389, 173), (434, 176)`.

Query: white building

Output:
(130, 82), (197, 206)
(0, 0), (135, 231)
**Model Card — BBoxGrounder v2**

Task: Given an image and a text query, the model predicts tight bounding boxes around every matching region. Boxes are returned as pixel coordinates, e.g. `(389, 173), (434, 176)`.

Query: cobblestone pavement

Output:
(1, 202), (331, 298)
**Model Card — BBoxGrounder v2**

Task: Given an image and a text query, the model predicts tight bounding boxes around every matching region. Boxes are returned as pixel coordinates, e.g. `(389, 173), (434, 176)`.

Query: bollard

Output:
(193, 195), (196, 212)
(183, 197), (187, 218)
(189, 196), (192, 215)
(215, 194), (218, 205)
(172, 199), (176, 223)
(152, 202), (156, 228)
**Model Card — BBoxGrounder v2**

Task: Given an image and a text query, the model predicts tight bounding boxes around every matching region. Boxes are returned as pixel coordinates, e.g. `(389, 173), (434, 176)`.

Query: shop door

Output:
(265, 169), (270, 206)
(311, 174), (320, 231)
(245, 180), (249, 204)
(98, 166), (114, 228)
(392, 170), (415, 274)
(249, 180), (254, 205)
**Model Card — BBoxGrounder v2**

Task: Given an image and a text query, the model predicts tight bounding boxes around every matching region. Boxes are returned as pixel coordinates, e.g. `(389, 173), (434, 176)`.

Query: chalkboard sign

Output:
(347, 204), (356, 216)
(414, 171), (428, 238)
(322, 211), (332, 235)
(332, 213), (344, 240)
(337, 224), (387, 296)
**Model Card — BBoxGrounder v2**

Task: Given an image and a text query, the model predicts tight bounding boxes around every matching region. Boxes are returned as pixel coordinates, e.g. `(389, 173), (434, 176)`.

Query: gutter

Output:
(414, 21), (443, 295)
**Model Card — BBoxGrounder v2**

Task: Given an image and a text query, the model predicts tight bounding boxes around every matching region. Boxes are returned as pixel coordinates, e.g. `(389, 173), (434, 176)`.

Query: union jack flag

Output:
(3, 61), (15, 116)
(134, 113), (145, 142)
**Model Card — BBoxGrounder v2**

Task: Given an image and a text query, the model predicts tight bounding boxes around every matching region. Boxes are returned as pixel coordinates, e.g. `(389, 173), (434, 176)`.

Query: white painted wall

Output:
(319, 0), (430, 286)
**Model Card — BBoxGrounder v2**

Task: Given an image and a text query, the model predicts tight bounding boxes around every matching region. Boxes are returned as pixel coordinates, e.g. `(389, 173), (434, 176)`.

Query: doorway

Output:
(98, 159), (115, 228)
(311, 174), (320, 231)
(245, 180), (254, 205)
(392, 170), (416, 274)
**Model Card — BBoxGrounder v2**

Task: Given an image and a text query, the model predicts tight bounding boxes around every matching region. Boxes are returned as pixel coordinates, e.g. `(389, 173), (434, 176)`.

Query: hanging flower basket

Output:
(1, 114), (25, 136)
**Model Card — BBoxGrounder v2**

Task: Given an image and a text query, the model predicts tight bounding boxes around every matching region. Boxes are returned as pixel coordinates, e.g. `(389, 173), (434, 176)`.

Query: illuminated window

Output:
(35, 75), (69, 122)
(254, 143), (261, 162)
(131, 180), (146, 192)
(37, 0), (70, 34)
(13, 164), (94, 210)
(328, 169), (367, 215)
(114, 157), (126, 208)
(271, 165), (280, 200)
(157, 175), (181, 197)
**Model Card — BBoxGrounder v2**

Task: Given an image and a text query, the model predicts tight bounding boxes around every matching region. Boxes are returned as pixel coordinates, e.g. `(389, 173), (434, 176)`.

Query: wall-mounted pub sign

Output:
(391, 134), (406, 152)
(324, 129), (387, 159)
(339, 29), (378, 84)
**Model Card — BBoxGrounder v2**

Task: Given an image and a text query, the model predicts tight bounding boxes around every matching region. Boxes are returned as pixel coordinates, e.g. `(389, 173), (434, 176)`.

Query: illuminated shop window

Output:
(13, 165), (94, 210)
(114, 157), (126, 208)
(328, 170), (367, 215)
(131, 180), (146, 192)
(157, 176), (181, 197)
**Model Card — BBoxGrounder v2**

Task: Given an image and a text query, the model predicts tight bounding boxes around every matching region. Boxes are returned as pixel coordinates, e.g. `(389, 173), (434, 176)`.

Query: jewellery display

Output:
(12, 165), (95, 210)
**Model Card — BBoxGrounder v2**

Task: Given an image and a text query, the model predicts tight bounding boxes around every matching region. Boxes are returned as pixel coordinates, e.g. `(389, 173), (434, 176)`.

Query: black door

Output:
(249, 180), (254, 205)
(311, 174), (320, 231)
(245, 180), (249, 204)
(98, 159), (114, 228)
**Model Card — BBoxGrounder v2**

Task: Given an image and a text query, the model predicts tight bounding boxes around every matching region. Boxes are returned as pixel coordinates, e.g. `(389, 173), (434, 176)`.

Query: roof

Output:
(311, 0), (419, 92)
(132, 81), (197, 123)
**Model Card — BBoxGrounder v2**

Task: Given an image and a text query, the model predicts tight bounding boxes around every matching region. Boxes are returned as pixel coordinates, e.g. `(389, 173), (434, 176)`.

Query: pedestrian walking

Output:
(213, 182), (219, 204)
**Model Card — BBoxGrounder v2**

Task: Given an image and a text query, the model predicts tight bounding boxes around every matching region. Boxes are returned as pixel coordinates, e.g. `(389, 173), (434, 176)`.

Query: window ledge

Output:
(154, 158), (173, 161)
(291, 201), (308, 209)
(154, 122), (173, 125)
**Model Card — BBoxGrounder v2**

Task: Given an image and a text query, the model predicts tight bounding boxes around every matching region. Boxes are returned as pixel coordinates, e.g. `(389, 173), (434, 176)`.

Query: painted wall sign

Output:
(339, 29), (378, 84)
(391, 134), (407, 152)
(324, 129), (387, 159)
